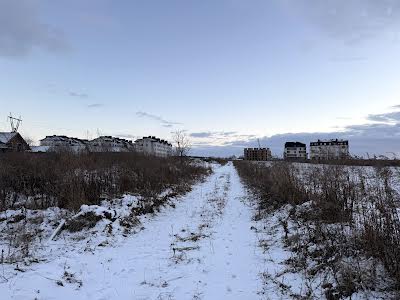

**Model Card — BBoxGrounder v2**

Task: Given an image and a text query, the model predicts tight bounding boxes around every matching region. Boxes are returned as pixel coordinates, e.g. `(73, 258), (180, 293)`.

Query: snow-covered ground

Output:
(245, 161), (400, 299)
(2, 161), (398, 299)
(0, 162), (270, 300)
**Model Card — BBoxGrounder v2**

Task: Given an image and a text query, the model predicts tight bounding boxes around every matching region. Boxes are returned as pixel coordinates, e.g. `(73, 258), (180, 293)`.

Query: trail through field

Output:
(2, 162), (265, 299)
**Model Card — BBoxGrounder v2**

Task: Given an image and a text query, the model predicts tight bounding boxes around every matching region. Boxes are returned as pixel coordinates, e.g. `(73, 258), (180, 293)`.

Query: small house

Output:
(0, 132), (30, 153)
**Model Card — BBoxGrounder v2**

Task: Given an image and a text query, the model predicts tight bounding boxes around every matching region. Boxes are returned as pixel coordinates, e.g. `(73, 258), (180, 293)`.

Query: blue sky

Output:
(0, 0), (399, 157)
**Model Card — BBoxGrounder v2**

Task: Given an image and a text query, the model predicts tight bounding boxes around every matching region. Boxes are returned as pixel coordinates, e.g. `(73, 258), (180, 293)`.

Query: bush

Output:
(0, 152), (210, 211)
(234, 160), (400, 291)
(233, 161), (308, 210)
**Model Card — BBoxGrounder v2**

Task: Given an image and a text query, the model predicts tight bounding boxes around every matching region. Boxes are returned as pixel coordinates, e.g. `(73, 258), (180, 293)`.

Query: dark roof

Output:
(285, 142), (306, 148)
(0, 132), (18, 144)
(141, 136), (172, 146)
(40, 135), (86, 144)
(244, 148), (270, 151)
(310, 139), (349, 146)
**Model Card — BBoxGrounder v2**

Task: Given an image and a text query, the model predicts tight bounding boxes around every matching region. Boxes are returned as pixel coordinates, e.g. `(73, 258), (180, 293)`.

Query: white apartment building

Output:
(284, 142), (307, 160)
(89, 136), (135, 152)
(40, 135), (88, 153)
(135, 136), (173, 157)
(309, 139), (349, 160)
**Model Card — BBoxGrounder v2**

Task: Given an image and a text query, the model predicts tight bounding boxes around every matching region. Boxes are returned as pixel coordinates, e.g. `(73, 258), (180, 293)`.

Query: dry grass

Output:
(234, 160), (400, 296)
(0, 152), (210, 211)
(0, 152), (211, 264)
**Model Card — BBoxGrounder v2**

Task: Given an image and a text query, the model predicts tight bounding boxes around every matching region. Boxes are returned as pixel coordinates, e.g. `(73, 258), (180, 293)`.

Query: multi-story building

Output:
(309, 139), (349, 160)
(89, 136), (135, 152)
(39, 135), (174, 155)
(135, 136), (173, 157)
(244, 148), (272, 161)
(284, 142), (307, 160)
(40, 135), (88, 153)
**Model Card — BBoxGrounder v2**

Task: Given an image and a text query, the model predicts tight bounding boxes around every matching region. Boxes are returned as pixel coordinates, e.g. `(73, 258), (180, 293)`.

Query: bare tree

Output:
(172, 130), (191, 158)
(24, 136), (35, 147)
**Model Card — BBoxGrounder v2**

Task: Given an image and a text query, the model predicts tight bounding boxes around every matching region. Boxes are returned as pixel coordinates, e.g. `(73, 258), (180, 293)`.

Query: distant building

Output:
(284, 142), (307, 160)
(135, 136), (173, 157)
(309, 139), (349, 160)
(244, 148), (272, 161)
(40, 135), (88, 153)
(0, 132), (30, 153)
(30, 146), (51, 153)
(38, 134), (173, 156)
(89, 136), (135, 152)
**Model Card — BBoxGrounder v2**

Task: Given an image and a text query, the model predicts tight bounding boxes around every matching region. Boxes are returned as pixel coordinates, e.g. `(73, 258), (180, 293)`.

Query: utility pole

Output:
(8, 113), (22, 132)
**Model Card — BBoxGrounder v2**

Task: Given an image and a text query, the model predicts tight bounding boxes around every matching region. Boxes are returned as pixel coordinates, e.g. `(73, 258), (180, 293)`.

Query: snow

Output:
(0, 162), (265, 299)
(1, 161), (398, 299)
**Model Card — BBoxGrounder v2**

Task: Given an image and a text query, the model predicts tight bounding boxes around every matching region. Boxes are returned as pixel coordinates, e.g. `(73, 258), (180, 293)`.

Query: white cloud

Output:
(136, 111), (182, 127)
(284, 0), (400, 44)
(191, 106), (400, 157)
(0, 0), (68, 57)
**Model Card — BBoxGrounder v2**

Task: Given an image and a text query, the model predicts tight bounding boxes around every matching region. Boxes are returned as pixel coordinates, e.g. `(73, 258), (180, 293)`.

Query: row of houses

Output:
(244, 139), (350, 161)
(37, 135), (173, 157)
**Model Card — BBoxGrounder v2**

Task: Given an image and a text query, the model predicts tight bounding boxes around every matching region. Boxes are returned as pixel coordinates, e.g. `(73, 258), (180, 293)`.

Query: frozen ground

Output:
(2, 162), (397, 299)
(0, 163), (271, 300)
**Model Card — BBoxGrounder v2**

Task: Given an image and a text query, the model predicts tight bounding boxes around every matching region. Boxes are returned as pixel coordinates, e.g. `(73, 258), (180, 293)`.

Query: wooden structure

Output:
(0, 132), (30, 153)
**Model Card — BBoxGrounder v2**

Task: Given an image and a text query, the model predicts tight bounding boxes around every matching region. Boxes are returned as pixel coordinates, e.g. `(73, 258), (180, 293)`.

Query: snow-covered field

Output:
(0, 163), (272, 300)
(240, 160), (400, 299)
(3, 161), (396, 299)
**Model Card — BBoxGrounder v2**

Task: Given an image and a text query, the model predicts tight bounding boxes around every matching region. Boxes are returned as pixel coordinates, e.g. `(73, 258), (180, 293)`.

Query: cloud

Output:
(367, 111), (400, 123)
(136, 111), (181, 127)
(191, 145), (243, 158)
(190, 132), (213, 138)
(87, 103), (103, 108)
(69, 91), (88, 98)
(190, 131), (238, 138)
(112, 133), (139, 140)
(286, 0), (400, 44)
(222, 131), (237, 136)
(329, 56), (368, 62)
(191, 107), (400, 157)
(0, 0), (68, 57)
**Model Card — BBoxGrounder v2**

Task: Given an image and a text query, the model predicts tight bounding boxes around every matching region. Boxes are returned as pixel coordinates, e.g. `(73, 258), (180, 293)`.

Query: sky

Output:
(0, 0), (399, 157)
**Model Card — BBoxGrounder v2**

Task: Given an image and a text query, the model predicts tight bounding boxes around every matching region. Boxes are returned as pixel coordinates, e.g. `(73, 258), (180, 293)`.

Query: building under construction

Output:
(244, 148), (272, 161)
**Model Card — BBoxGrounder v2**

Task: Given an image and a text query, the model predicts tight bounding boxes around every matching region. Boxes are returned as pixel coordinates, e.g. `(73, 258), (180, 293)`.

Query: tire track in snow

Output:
(1, 162), (264, 300)
(165, 162), (263, 299)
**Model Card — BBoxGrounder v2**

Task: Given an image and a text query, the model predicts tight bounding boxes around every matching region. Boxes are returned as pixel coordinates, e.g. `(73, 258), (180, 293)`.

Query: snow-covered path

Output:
(3, 162), (264, 300)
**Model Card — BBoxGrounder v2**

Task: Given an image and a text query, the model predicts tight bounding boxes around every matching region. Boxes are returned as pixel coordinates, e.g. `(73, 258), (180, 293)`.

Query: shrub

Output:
(0, 152), (210, 211)
(234, 160), (400, 291)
